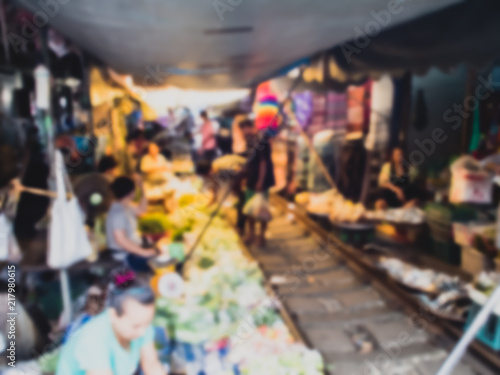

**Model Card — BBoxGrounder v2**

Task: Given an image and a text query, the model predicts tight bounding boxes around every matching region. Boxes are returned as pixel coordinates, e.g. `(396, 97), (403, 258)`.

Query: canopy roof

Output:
(18, 0), (460, 89)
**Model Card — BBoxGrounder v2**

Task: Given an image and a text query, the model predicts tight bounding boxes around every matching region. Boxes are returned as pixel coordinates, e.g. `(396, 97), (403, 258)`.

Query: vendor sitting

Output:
(56, 274), (165, 375)
(141, 143), (173, 184)
(106, 176), (158, 272)
(375, 147), (419, 210)
(140, 143), (174, 205)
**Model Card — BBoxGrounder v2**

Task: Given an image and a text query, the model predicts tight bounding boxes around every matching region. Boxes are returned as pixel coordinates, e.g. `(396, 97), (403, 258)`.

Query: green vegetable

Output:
(138, 213), (172, 235)
(198, 257), (215, 269)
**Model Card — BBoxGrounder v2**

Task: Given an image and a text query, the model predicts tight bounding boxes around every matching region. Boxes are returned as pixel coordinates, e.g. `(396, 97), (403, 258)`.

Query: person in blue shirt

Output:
(56, 273), (165, 375)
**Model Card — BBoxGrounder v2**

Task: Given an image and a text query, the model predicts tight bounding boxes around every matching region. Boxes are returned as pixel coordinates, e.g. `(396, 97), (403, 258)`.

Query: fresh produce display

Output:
(212, 155), (246, 172)
(303, 189), (366, 223)
(138, 212), (174, 236)
(417, 288), (470, 322)
(152, 180), (324, 374)
(378, 257), (461, 293)
(364, 207), (425, 224)
(296, 188), (424, 225)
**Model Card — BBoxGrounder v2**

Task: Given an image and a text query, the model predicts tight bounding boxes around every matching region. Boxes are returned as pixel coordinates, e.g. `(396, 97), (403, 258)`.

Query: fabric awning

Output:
(17, 0), (461, 89)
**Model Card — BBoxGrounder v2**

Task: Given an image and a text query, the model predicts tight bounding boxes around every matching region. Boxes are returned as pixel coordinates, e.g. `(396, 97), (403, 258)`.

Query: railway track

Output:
(244, 195), (498, 375)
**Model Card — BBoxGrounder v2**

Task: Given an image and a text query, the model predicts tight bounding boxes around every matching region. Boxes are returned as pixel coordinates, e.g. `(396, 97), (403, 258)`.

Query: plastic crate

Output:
(465, 303), (500, 351)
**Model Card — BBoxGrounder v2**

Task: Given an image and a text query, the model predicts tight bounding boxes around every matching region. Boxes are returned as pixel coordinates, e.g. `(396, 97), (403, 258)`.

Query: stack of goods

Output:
(379, 257), (470, 321)
(365, 207), (425, 225)
(212, 155), (246, 173)
(378, 257), (462, 294)
(296, 189), (366, 223)
(152, 180), (324, 374)
(172, 157), (195, 174)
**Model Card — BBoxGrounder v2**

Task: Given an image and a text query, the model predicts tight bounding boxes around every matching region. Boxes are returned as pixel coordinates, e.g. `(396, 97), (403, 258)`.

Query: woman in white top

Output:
(140, 143), (174, 206)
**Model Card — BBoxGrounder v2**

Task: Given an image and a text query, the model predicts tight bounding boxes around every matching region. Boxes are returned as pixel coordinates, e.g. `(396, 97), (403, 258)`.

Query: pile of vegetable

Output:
(153, 180), (324, 374)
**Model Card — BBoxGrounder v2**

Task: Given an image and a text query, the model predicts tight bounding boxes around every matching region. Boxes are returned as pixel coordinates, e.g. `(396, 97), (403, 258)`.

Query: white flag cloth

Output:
(47, 151), (92, 268)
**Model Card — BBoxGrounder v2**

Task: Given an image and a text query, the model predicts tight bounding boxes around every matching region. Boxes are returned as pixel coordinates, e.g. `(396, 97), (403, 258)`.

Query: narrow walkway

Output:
(244, 205), (494, 375)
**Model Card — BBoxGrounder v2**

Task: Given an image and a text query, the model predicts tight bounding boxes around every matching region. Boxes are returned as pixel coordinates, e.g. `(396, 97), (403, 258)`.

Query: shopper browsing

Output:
(199, 110), (217, 162)
(240, 120), (275, 247)
(56, 274), (165, 375)
(106, 176), (158, 272)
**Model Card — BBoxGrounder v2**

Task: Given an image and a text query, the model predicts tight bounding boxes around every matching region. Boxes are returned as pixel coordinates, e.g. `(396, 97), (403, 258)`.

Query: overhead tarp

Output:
(17, 0), (461, 89)
(298, 0), (500, 89)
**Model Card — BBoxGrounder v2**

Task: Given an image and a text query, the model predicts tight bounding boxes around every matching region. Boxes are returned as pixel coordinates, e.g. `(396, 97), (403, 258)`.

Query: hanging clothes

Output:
(365, 75), (394, 151)
(292, 91), (314, 129)
(347, 85), (365, 133)
(307, 93), (327, 136)
(326, 92), (348, 131)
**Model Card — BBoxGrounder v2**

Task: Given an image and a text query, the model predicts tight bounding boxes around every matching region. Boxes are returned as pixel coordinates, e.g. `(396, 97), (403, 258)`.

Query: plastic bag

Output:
(0, 213), (21, 262)
(449, 156), (493, 204)
(48, 151), (92, 269)
(243, 193), (272, 222)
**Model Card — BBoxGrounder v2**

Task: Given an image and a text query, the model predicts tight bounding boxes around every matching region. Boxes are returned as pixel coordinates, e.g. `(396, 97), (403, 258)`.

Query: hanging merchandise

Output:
(255, 95), (281, 131)
(292, 91), (313, 129)
(347, 85), (365, 133)
(48, 151), (93, 268)
(365, 75), (394, 151)
(307, 93), (326, 136)
(412, 89), (429, 131)
(326, 91), (347, 131)
(34, 65), (50, 111)
(255, 82), (281, 131)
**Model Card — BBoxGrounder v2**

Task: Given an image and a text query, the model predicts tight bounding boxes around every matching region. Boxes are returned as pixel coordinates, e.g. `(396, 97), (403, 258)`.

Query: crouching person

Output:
(56, 275), (166, 374)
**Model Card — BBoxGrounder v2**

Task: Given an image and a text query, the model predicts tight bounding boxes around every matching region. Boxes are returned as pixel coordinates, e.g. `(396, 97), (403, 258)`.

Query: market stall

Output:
(11, 176), (323, 375)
